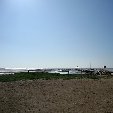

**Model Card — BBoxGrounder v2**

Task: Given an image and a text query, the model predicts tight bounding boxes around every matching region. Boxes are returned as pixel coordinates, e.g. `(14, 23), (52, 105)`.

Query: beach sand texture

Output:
(0, 79), (113, 113)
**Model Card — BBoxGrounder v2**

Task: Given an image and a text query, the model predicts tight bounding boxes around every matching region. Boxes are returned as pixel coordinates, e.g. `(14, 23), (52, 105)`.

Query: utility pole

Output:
(90, 62), (91, 69)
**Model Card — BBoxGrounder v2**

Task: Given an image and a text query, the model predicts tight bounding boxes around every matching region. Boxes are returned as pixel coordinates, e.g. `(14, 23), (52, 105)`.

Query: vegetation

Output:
(0, 72), (112, 82)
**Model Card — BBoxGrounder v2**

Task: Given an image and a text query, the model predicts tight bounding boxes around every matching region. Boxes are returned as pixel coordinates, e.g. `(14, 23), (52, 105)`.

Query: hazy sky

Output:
(0, 0), (113, 68)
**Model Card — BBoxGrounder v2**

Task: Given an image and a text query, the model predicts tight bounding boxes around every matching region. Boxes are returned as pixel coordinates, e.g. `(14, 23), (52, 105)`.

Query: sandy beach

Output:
(0, 78), (113, 113)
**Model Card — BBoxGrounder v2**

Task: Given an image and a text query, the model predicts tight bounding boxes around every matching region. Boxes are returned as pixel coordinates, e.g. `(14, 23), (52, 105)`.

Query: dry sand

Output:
(0, 78), (113, 113)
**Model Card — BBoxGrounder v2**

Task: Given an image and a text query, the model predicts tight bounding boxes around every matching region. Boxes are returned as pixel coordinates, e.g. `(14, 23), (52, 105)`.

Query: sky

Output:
(0, 0), (113, 68)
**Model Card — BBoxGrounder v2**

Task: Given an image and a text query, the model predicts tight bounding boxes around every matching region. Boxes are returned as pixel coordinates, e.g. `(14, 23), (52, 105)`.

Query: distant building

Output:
(104, 66), (106, 69)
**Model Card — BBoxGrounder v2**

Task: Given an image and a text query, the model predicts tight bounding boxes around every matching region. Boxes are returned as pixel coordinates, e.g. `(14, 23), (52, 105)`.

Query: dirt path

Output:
(0, 79), (113, 113)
